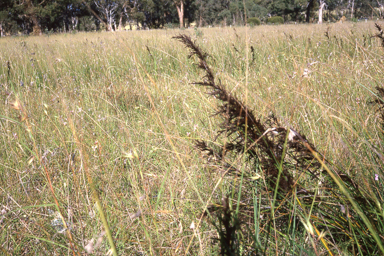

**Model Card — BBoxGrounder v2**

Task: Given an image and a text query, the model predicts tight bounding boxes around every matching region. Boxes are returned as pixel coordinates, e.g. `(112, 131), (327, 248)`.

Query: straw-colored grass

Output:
(1, 22), (384, 255)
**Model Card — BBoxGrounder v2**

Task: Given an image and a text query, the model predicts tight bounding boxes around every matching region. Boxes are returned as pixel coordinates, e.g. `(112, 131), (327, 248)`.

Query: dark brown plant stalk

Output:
(250, 46), (256, 65)
(232, 44), (239, 53)
(7, 60), (11, 78)
(145, 45), (154, 60)
(369, 86), (384, 131)
(173, 34), (321, 193)
(174, 27), (384, 254)
(372, 23), (384, 47)
(324, 26), (330, 40)
(173, 34), (328, 254)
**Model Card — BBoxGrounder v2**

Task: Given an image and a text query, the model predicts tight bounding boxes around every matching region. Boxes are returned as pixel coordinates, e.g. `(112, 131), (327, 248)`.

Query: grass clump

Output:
(174, 26), (384, 254)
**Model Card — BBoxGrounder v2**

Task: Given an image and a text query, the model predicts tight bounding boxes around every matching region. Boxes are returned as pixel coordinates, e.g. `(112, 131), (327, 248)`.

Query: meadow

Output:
(1, 22), (384, 255)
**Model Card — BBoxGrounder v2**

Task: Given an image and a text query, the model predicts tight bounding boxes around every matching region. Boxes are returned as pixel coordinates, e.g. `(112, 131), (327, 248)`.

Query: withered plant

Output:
(173, 34), (321, 188)
(373, 23), (384, 47)
(174, 33), (384, 255)
(173, 34), (323, 254)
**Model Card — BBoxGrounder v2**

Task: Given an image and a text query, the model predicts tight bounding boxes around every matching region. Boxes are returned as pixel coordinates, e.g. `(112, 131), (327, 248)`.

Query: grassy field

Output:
(1, 22), (384, 255)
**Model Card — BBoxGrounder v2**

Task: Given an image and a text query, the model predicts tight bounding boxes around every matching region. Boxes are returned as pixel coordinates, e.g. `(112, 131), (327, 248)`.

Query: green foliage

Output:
(267, 16), (284, 24)
(132, 12), (146, 23)
(251, 4), (269, 20)
(218, 9), (231, 25)
(2, 0), (384, 35)
(248, 17), (261, 26)
(78, 16), (97, 31)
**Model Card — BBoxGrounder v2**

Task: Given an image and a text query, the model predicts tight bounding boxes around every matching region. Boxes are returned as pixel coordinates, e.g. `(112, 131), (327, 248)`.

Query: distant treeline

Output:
(0, 0), (383, 36)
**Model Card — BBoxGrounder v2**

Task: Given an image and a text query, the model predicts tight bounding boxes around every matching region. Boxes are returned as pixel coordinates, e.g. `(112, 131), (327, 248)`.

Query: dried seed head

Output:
(10, 99), (22, 110)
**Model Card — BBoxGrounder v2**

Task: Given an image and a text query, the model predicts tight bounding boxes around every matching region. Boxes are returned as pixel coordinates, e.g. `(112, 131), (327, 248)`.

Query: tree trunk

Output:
(25, 0), (42, 35)
(123, 6), (131, 29)
(175, 1), (184, 28)
(118, 13), (123, 31)
(350, 0), (355, 19)
(71, 16), (78, 30)
(107, 8), (112, 31)
(306, 0), (315, 23)
(378, 0), (384, 18)
(31, 16), (41, 35)
(318, 2), (326, 24)
(0, 23), (3, 37)
(83, 1), (110, 31)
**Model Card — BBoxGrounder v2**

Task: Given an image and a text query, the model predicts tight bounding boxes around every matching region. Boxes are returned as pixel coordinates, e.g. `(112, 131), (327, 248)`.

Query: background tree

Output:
(6, 0), (82, 34)
(82, 0), (111, 30)
(141, 0), (173, 29)
(306, 0), (315, 22)
(0, 0), (383, 35)
(174, 0), (184, 28)
(318, 0), (326, 23)
(194, 0), (230, 26)
(0, 0), (18, 36)
(94, 0), (119, 31)
(11, 0), (44, 35)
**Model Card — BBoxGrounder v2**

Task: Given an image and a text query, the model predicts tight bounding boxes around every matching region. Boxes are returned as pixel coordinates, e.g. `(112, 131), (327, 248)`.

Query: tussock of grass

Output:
(0, 22), (384, 254)
(174, 31), (384, 255)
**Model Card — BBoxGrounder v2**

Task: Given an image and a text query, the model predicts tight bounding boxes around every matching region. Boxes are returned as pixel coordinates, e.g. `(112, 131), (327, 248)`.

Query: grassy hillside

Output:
(1, 22), (384, 255)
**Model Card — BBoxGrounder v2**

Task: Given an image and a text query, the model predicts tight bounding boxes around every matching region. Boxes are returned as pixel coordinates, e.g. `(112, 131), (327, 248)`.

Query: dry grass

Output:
(1, 22), (384, 255)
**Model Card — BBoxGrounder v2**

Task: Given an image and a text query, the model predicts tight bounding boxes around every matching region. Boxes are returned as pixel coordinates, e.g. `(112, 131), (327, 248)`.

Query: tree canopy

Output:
(0, 0), (382, 35)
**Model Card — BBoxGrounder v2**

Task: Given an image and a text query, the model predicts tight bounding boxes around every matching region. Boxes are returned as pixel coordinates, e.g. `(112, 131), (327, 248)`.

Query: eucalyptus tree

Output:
(318, 0), (326, 23)
(173, 0), (196, 28)
(94, 0), (119, 30)
(174, 0), (184, 27)
(1, 0), (82, 35)
(194, 0), (231, 26)
(140, 0), (173, 28)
